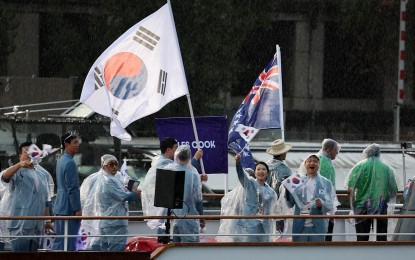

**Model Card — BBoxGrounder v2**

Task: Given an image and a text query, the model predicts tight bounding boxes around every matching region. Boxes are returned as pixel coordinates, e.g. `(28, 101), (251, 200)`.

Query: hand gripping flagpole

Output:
(167, 0), (206, 176)
(186, 94), (207, 176)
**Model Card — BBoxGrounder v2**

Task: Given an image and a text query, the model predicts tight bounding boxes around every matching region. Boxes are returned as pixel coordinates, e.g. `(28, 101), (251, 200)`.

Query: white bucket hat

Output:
(266, 139), (292, 156)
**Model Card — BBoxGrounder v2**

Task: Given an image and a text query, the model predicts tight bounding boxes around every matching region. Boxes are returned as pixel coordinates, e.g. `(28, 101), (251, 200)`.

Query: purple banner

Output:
(155, 116), (228, 174)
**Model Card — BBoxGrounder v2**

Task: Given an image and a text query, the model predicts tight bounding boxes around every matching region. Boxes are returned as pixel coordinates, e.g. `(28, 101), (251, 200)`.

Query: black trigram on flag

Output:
(94, 67), (105, 90)
(157, 70), (168, 95)
(112, 108), (120, 116)
(133, 26), (160, 51)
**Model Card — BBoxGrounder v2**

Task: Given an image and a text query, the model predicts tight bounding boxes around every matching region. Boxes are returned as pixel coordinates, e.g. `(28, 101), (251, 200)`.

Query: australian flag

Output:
(228, 49), (282, 169)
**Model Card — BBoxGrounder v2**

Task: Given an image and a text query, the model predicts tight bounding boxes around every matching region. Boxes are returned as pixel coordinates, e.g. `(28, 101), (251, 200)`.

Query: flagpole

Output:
(276, 45), (285, 141)
(186, 94), (207, 175)
(167, 0), (206, 175)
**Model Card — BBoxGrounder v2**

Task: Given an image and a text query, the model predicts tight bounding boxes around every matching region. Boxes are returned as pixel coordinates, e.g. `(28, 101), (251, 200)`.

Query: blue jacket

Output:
(54, 152), (81, 215)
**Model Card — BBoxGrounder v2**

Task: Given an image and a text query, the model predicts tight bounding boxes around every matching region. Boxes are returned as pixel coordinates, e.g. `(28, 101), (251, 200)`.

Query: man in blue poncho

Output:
(0, 142), (53, 251)
(285, 154), (337, 242)
(162, 145), (203, 242)
(140, 137), (204, 235)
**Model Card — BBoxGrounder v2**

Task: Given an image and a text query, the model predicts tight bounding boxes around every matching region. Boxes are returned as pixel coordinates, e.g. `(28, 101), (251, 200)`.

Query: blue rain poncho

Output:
(139, 154), (173, 230)
(162, 145), (203, 242)
(266, 158), (292, 197)
(284, 154), (338, 242)
(218, 163), (277, 242)
(0, 164), (52, 245)
(79, 155), (138, 250)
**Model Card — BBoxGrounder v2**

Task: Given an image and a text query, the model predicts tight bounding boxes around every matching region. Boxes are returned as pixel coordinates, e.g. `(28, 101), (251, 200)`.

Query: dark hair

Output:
(19, 141), (32, 154)
(255, 161), (269, 173)
(61, 130), (79, 148)
(160, 137), (177, 154)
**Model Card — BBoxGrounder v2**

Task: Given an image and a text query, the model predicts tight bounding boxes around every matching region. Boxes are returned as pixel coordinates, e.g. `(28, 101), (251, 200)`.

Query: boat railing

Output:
(1, 213), (415, 251)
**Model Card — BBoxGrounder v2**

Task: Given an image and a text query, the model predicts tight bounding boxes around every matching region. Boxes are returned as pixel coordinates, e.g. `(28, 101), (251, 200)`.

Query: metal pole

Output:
(402, 146), (407, 188)
(395, 0), (407, 141)
(393, 105), (400, 142)
(276, 45), (285, 141)
(64, 220), (68, 251)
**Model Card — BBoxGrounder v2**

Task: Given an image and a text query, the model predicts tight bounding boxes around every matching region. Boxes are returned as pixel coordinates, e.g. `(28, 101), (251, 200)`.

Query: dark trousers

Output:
(10, 229), (39, 252)
(52, 218), (81, 251)
(325, 219), (334, 241)
(355, 218), (388, 241)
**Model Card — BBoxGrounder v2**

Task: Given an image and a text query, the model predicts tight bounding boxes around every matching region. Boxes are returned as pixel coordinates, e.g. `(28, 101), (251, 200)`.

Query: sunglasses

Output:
(106, 162), (119, 167)
(64, 130), (79, 142)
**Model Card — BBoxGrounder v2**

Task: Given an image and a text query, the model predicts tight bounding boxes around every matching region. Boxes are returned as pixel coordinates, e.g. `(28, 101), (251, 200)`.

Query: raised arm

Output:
(235, 154), (250, 187)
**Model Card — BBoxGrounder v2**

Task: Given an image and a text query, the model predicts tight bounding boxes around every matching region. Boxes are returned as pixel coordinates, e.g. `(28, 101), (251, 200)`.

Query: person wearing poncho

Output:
(345, 143), (398, 241)
(80, 154), (140, 251)
(162, 145), (203, 242)
(139, 137), (178, 232)
(140, 137), (204, 235)
(218, 154), (277, 242)
(265, 139), (293, 235)
(284, 154), (337, 242)
(266, 139), (293, 198)
(0, 142), (53, 251)
(317, 138), (340, 241)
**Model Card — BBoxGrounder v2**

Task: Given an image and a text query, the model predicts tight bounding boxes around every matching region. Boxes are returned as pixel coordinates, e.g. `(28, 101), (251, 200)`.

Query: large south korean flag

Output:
(81, 3), (189, 140)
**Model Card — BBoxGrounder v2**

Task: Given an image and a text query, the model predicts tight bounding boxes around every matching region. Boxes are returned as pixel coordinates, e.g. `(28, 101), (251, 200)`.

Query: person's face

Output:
(327, 145), (339, 160)
(65, 137), (80, 155)
(165, 144), (178, 160)
(278, 152), (287, 160)
(254, 163), (269, 182)
(305, 156), (320, 176)
(19, 146), (30, 162)
(103, 160), (119, 175)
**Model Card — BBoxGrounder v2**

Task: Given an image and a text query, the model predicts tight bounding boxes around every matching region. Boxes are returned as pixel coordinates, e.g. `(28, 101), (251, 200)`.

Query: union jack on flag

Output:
(228, 48), (283, 169)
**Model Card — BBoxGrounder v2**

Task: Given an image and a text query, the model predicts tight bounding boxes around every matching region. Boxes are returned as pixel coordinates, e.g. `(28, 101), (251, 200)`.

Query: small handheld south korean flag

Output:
(235, 124), (259, 143)
(27, 144), (59, 164)
(120, 158), (131, 186)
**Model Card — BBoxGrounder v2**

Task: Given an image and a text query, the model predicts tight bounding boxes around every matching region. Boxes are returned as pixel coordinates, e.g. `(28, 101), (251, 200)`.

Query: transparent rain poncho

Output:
(297, 154), (340, 215)
(266, 158), (292, 197)
(139, 154), (173, 230)
(283, 171), (338, 215)
(79, 155), (137, 250)
(79, 171), (101, 249)
(162, 145), (203, 242)
(217, 164), (277, 242)
(345, 144), (399, 225)
(0, 164), (51, 244)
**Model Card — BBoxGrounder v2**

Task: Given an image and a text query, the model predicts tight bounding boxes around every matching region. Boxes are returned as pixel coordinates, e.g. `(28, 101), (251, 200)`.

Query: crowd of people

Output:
(0, 131), (401, 251)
